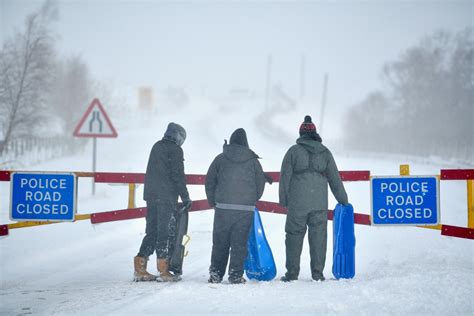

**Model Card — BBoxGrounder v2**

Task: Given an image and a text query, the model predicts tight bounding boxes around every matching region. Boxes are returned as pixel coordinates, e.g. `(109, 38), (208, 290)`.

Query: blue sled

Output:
(244, 208), (277, 281)
(332, 203), (356, 279)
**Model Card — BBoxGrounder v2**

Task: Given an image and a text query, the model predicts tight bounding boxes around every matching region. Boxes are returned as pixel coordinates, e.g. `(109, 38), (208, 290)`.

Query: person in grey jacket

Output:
(205, 128), (267, 284)
(134, 122), (192, 282)
(279, 115), (348, 282)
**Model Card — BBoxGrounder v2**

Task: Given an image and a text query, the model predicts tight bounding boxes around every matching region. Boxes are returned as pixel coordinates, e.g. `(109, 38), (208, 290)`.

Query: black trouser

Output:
(137, 200), (177, 259)
(209, 208), (253, 279)
(285, 210), (328, 279)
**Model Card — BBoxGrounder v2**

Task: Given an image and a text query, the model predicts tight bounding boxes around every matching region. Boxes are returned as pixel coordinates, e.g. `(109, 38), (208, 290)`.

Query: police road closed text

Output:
(11, 173), (77, 221)
(371, 176), (439, 225)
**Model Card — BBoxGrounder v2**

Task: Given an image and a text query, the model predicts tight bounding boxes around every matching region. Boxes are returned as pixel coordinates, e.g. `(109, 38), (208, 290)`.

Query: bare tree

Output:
(0, 1), (58, 155)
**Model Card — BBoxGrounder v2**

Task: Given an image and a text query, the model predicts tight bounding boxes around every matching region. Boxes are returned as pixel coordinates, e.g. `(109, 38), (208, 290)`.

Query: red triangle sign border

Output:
(73, 98), (118, 138)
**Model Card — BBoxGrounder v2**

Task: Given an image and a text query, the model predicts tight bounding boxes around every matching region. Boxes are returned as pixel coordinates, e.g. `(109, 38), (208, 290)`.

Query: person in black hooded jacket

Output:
(133, 122), (192, 282)
(205, 128), (267, 284)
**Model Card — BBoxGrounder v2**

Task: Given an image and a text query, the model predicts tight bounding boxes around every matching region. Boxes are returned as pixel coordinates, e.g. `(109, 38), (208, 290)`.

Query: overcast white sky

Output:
(1, 0), (473, 117)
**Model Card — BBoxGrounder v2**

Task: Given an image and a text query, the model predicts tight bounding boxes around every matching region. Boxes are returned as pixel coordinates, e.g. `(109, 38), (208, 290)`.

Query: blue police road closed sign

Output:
(10, 172), (77, 222)
(371, 176), (439, 225)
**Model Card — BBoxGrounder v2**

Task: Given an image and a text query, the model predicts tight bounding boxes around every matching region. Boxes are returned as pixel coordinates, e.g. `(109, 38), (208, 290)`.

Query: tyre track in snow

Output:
(40, 215), (214, 314)
(1, 224), (148, 315)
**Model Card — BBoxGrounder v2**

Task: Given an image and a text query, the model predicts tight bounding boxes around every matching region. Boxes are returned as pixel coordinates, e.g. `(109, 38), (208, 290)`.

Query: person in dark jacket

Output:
(134, 122), (192, 282)
(205, 128), (267, 284)
(279, 115), (348, 282)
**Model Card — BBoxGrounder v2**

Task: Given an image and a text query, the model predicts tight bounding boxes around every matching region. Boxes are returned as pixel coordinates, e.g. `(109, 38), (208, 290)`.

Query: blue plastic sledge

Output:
(244, 208), (277, 281)
(332, 203), (356, 279)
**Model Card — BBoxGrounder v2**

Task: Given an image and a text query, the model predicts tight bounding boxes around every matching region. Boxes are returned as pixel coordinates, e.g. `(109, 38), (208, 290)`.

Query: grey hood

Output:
(223, 143), (259, 163)
(163, 122), (186, 147)
(296, 135), (327, 154)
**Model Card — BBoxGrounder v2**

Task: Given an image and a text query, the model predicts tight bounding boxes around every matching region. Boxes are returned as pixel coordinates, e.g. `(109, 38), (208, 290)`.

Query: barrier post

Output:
(401, 164), (442, 231)
(468, 180), (474, 228)
(128, 184), (136, 209)
(400, 164), (410, 176)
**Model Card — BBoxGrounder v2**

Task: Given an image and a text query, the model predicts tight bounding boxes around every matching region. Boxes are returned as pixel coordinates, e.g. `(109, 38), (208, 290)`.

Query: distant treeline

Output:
(344, 29), (473, 163)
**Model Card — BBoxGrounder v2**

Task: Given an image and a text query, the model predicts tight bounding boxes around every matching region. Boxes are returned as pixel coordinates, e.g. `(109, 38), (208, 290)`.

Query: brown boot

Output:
(133, 256), (157, 282)
(157, 259), (180, 282)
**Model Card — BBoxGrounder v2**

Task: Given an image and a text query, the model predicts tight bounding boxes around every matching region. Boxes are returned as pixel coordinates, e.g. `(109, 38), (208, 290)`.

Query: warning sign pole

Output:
(92, 137), (97, 195)
(73, 98), (118, 195)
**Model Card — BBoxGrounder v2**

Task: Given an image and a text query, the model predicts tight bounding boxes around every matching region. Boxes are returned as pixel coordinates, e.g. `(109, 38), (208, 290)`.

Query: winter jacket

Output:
(205, 143), (266, 210)
(279, 135), (348, 212)
(143, 138), (190, 204)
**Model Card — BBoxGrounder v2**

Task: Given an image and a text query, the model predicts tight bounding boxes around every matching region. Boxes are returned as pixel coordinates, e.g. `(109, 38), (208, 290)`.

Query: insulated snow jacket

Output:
(279, 135), (348, 212)
(143, 139), (190, 204)
(205, 143), (266, 210)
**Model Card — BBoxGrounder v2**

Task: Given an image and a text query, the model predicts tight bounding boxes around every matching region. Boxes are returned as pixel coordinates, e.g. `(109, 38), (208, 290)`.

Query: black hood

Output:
(229, 128), (249, 148)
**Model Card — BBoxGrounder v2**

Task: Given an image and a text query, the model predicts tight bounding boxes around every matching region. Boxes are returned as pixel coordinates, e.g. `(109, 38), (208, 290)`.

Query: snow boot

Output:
(208, 271), (222, 284)
(228, 276), (246, 284)
(133, 256), (157, 282)
(312, 273), (325, 282)
(157, 259), (181, 282)
(280, 273), (298, 282)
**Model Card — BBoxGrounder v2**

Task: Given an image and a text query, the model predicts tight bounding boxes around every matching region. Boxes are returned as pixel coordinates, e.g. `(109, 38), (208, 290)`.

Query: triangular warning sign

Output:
(73, 98), (118, 138)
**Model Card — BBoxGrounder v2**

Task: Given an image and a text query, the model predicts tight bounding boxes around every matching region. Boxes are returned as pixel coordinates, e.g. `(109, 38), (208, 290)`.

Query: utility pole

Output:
(265, 54), (273, 112)
(319, 73), (329, 134)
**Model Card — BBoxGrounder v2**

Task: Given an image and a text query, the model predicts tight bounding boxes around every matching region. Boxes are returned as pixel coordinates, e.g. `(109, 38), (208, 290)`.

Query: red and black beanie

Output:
(299, 115), (317, 136)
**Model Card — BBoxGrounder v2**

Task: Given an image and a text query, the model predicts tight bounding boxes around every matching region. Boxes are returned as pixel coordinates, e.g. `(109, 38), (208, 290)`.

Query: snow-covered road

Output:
(1, 100), (472, 315)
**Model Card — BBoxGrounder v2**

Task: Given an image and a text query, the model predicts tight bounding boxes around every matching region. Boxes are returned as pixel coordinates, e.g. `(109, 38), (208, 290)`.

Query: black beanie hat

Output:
(229, 128), (249, 147)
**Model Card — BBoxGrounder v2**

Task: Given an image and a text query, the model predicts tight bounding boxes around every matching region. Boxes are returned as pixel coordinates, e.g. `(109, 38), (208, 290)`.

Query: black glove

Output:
(182, 197), (193, 212)
(264, 173), (274, 185)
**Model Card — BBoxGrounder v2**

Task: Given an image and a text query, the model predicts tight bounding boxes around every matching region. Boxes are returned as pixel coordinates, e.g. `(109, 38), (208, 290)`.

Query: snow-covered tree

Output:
(0, 0), (58, 155)
(344, 28), (473, 161)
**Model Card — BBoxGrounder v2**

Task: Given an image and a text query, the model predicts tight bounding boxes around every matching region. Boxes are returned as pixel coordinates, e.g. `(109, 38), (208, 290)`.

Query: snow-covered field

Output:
(1, 99), (473, 315)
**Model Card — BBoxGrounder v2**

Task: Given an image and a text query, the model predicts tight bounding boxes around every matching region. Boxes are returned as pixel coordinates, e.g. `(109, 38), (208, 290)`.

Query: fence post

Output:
(128, 184), (136, 209)
(468, 180), (474, 229)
